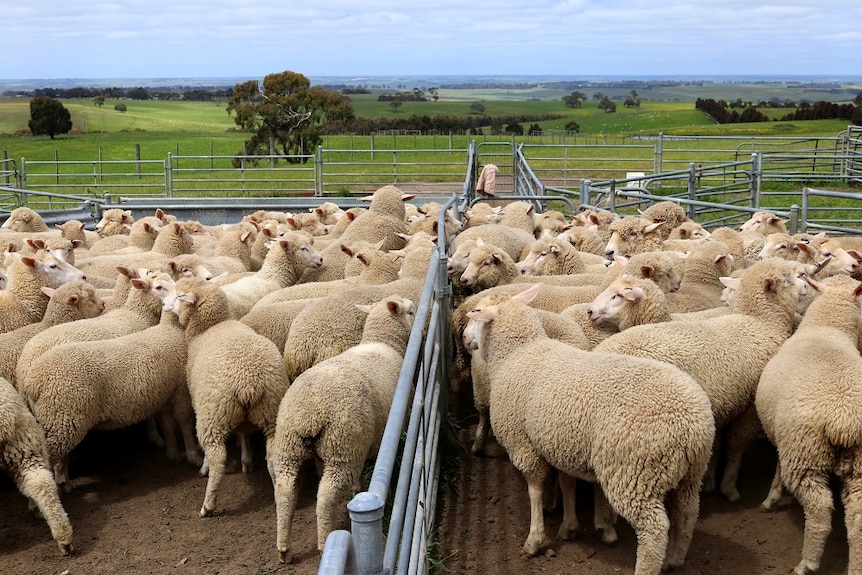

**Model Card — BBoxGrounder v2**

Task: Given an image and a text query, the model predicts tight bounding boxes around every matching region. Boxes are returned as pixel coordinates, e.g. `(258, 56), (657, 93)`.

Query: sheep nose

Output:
(587, 308), (594, 318)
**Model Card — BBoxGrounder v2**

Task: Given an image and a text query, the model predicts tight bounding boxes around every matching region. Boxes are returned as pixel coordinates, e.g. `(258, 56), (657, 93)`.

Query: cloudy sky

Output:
(4, 0), (860, 81)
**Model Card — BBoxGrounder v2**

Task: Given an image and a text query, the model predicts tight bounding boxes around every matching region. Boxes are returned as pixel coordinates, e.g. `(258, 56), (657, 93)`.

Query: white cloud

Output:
(3, 0), (860, 79)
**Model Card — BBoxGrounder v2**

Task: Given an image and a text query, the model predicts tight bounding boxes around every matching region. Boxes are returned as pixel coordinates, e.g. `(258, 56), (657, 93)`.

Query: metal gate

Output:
(847, 125), (862, 185)
(474, 141), (515, 196)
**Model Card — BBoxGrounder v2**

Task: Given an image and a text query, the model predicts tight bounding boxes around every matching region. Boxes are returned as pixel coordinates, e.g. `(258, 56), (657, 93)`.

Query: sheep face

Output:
(587, 276), (645, 326)
(95, 209), (134, 237)
(737, 211), (786, 235)
(16, 253), (87, 288)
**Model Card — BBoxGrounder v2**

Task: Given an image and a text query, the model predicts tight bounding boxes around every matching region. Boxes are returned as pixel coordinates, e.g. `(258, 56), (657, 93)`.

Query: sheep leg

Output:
(720, 406), (761, 502)
(274, 461), (302, 563)
(316, 463), (357, 551)
(146, 416), (165, 448)
(199, 438), (228, 517)
(663, 472), (702, 570)
(842, 473), (862, 575)
(522, 475), (551, 556)
(555, 472), (578, 541)
(471, 408), (490, 455)
(702, 433), (723, 495)
(239, 432), (254, 473)
(761, 461), (785, 510)
(625, 498), (670, 575)
(787, 469), (833, 575)
(17, 466), (74, 556)
(593, 485), (618, 544)
(177, 416), (203, 468)
(156, 410), (182, 463)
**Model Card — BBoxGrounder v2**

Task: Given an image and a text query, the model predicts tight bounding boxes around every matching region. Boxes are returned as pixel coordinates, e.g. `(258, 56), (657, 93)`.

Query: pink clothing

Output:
(476, 163), (498, 196)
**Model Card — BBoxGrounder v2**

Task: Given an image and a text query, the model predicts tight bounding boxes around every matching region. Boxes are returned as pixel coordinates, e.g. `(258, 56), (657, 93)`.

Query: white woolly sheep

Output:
(272, 294), (416, 562)
(166, 276), (290, 517)
(0, 377), (73, 555)
(587, 274), (673, 330)
(449, 222), (536, 264)
(22, 272), (201, 490)
(0, 280), (104, 388)
(219, 233), (322, 319)
(755, 274), (862, 575)
(94, 208), (134, 237)
(662, 241), (734, 313)
(595, 258), (807, 502)
(16, 266), (164, 388)
(604, 216), (665, 258)
(55, 219), (100, 249)
(0, 252), (87, 334)
(461, 203), (504, 228)
(283, 235), (435, 381)
(737, 210), (787, 235)
(667, 220), (711, 241)
(298, 185), (412, 283)
(556, 225), (608, 257)
(464, 283), (714, 573)
(1, 207), (50, 233)
(497, 201), (537, 234)
(518, 235), (609, 277)
(533, 209), (568, 238)
(639, 200), (690, 239)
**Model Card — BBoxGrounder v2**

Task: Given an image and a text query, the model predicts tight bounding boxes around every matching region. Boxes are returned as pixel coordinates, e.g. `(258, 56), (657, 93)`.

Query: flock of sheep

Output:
(1, 187), (862, 575)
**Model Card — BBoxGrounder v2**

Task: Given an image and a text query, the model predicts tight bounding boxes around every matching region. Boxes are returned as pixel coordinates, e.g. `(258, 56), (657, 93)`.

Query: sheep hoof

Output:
(722, 487), (741, 502)
(600, 528), (618, 544)
(199, 505), (214, 518)
(187, 452), (204, 468)
(278, 550), (293, 564)
(58, 542), (74, 556)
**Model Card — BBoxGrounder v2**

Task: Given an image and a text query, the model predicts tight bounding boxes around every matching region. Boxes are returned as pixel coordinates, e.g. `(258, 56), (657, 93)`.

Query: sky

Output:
(4, 0), (861, 82)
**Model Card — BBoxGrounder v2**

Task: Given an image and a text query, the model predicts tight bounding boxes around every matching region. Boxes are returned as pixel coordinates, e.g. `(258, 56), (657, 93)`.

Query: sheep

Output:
(1, 207), (50, 233)
(0, 280), (104, 388)
(533, 209), (568, 238)
(667, 220), (711, 241)
(165, 276), (289, 517)
(298, 185), (412, 283)
(0, 252), (87, 334)
(219, 233), (323, 319)
(708, 226), (749, 270)
(55, 219), (100, 249)
(272, 294), (416, 562)
(283, 235), (435, 381)
(21, 272), (201, 491)
(517, 235), (609, 277)
(311, 207), (364, 250)
(639, 200), (690, 239)
(586, 274), (673, 330)
(0, 377), (73, 556)
(497, 200), (536, 234)
(94, 208), (134, 237)
(464, 283), (714, 573)
(796, 233), (861, 277)
(461, 203), (503, 228)
(572, 208), (616, 231)
(604, 216), (665, 258)
(737, 210), (787, 235)
(86, 217), (162, 255)
(21, 236), (82, 266)
(459, 239), (523, 291)
(449, 222), (535, 264)
(16, 266), (164, 388)
(556, 225), (608, 257)
(757, 232), (801, 261)
(595, 258), (808, 502)
(75, 222), (194, 278)
(755, 274), (862, 575)
(662, 240), (734, 313)
(406, 202), (462, 240)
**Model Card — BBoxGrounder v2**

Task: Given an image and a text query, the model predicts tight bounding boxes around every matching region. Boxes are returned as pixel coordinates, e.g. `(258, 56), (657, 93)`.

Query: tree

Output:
(597, 96), (617, 113)
(114, 103), (127, 112)
(564, 120), (580, 133)
(28, 96), (72, 139)
(562, 91), (587, 108)
(92, 95), (105, 107)
(504, 122), (524, 135)
(469, 102), (486, 114)
(428, 87), (439, 102)
(226, 70), (354, 165)
(389, 99), (403, 112)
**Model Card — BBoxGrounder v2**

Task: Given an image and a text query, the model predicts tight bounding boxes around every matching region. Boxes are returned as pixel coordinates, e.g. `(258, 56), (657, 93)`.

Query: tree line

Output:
(3, 85), (233, 101)
(695, 95), (862, 125)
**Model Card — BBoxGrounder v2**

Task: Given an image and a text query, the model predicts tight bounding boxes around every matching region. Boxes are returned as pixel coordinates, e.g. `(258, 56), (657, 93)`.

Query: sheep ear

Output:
(70, 239), (84, 249)
(130, 278), (148, 290)
(177, 292), (197, 304)
(357, 254), (371, 267)
(26, 238), (46, 250)
(401, 193), (416, 202)
(621, 286), (645, 302)
(209, 272), (230, 286)
(643, 222), (664, 235)
(639, 264), (655, 279)
(714, 254), (728, 265)
(355, 303), (373, 314)
(374, 239), (386, 250)
(491, 252), (506, 264)
(548, 242), (563, 254)
(40, 286), (56, 298)
(467, 305), (498, 322)
(513, 282), (543, 305)
(340, 244), (355, 257)
(854, 283), (862, 299)
(20, 255), (39, 269)
(385, 299), (402, 315)
(803, 275), (825, 293)
(116, 266), (136, 278)
(720, 276), (741, 290)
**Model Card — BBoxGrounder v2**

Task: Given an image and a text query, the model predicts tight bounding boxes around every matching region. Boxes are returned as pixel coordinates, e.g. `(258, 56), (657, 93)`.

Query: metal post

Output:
(687, 162), (697, 220)
(166, 153), (174, 198)
(656, 132), (663, 174)
(580, 179), (590, 208)
(135, 143), (142, 179)
(788, 204), (799, 235)
(801, 189), (810, 233)
(751, 153), (761, 208)
(346, 492), (385, 575)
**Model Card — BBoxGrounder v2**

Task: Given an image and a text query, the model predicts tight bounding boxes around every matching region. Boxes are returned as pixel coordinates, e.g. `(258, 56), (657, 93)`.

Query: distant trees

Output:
(470, 102), (486, 115)
(428, 87), (439, 102)
(226, 70), (355, 165)
(597, 96), (617, 113)
(695, 98), (768, 123)
(114, 103), (127, 113)
(389, 100), (403, 112)
(562, 91), (587, 107)
(504, 122), (524, 135)
(564, 120), (580, 133)
(28, 96), (72, 139)
(92, 95), (105, 107)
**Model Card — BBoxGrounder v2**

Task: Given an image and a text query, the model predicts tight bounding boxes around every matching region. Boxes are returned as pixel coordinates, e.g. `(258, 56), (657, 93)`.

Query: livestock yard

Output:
(2, 131), (862, 575)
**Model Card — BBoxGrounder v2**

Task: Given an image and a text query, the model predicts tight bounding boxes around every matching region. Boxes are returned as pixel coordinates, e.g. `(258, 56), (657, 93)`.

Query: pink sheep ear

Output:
(621, 286), (645, 302)
(719, 276), (741, 291)
(209, 272), (230, 286)
(386, 299), (401, 314)
(355, 303), (374, 314)
(40, 286), (56, 298)
(513, 282), (543, 305)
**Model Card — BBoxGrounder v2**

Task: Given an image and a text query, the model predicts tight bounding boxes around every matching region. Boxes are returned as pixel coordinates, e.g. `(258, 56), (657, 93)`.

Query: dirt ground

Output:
(0, 411), (855, 575)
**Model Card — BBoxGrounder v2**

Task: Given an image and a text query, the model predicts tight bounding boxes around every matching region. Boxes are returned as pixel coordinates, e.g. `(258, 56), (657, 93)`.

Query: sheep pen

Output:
(0, 199), (858, 575)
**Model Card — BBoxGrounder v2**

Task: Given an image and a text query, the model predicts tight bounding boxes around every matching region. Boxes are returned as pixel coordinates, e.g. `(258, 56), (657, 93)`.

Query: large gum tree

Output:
(226, 70), (354, 165)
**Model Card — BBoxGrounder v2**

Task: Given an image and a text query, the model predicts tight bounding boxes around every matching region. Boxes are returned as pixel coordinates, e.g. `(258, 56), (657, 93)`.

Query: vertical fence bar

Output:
(687, 162), (697, 220)
(135, 143), (142, 179)
(166, 153), (174, 198)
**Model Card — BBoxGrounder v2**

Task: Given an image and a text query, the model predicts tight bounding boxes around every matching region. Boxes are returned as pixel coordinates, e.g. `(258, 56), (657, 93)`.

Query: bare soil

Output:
(0, 409), (854, 575)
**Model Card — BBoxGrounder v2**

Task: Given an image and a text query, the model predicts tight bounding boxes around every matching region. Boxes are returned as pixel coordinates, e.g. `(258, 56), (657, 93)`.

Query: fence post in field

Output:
(687, 162), (697, 220)
(787, 204), (800, 235)
(656, 133), (664, 174)
(750, 153), (761, 208)
(166, 153), (174, 198)
(370, 133), (375, 160)
(315, 146), (323, 197)
(135, 143), (142, 179)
